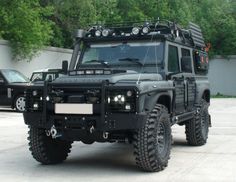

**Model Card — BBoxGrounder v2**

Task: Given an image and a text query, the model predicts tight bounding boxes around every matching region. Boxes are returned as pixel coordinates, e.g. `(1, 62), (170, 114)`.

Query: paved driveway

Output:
(0, 99), (236, 182)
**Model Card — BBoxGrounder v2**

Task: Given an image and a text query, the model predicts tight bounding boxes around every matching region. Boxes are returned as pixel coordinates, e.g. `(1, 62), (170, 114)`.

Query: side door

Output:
(167, 44), (185, 114)
(180, 48), (196, 111)
(0, 73), (10, 106)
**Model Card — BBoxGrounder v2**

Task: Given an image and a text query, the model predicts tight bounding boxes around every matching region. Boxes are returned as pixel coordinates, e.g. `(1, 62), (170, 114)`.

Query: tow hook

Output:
(50, 125), (62, 139)
(89, 125), (95, 134)
(103, 132), (109, 139)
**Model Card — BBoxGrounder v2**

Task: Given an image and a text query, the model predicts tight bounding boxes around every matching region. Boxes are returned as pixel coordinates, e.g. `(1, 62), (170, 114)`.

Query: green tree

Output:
(0, 0), (54, 60)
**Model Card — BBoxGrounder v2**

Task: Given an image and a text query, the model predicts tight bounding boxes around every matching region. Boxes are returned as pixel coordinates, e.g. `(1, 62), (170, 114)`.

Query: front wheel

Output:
(133, 104), (172, 172)
(28, 126), (72, 164)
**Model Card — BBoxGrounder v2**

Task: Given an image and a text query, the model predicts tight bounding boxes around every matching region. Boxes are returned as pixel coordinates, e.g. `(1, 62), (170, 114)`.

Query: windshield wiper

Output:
(118, 58), (143, 66)
(84, 59), (109, 67)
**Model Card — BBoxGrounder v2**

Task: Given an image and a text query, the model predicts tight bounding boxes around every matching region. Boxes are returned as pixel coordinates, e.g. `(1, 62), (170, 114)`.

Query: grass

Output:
(211, 94), (236, 98)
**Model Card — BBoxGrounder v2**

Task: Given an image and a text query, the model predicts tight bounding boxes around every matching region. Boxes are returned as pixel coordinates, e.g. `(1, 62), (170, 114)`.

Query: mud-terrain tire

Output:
(28, 126), (72, 164)
(185, 99), (210, 146)
(133, 104), (172, 172)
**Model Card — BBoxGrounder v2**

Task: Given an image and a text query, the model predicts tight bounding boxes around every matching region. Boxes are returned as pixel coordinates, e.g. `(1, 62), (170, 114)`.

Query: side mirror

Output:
(62, 60), (68, 74)
(181, 56), (192, 73)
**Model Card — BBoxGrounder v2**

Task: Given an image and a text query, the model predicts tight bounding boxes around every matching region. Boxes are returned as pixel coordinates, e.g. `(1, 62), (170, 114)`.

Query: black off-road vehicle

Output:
(24, 20), (210, 172)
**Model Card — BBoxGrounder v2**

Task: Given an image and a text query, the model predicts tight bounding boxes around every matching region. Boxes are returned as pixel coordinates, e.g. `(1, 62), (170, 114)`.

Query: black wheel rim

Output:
(157, 122), (166, 155)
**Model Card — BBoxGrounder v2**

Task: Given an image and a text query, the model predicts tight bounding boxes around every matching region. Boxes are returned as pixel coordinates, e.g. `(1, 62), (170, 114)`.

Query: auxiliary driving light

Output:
(95, 30), (102, 37)
(102, 29), (110, 37)
(142, 26), (150, 34)
(132, 27), (140, 35)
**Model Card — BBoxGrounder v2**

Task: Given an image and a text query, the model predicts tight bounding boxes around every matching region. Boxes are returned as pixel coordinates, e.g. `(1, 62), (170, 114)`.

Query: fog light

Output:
(125, 104), (131, 110)
(33, 103), (39, 109)
(46, 96), (50, 101)
(32, 90), (38, 96)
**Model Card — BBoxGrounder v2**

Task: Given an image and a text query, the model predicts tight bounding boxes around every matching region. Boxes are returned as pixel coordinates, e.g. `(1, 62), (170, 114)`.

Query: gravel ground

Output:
(0, 98), (236, 182)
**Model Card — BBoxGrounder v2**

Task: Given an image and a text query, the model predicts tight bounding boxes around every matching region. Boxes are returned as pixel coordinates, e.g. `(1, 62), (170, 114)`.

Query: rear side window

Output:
(181, 48), (191, 57)
(168, 45), (179, 72)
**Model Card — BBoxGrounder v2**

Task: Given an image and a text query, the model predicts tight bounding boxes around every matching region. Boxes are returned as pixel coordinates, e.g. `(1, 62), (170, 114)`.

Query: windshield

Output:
(79, 41), (164, 68)
(1, 70), (29, 83)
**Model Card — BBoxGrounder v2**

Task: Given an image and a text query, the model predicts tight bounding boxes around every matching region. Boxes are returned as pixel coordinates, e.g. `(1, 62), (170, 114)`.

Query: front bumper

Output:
(24, 81), (146, 131)
(23, 112), (147, 131)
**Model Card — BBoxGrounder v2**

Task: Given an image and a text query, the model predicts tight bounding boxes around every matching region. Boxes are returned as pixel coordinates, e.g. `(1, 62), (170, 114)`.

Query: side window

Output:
(168, 45), (179, 72)
(181, 48), (190, 57)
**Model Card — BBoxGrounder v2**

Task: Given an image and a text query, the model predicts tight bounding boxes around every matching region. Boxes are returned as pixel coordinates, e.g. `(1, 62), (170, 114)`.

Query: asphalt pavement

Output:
(0, 98), (236, 182)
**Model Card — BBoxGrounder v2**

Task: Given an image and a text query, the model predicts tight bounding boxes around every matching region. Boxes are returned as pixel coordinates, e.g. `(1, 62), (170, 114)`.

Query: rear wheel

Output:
(28, 126), (72, 164)
(133, 104), (172, 172)
(15, 95), (25, 112)
(185, 99), (210, 146)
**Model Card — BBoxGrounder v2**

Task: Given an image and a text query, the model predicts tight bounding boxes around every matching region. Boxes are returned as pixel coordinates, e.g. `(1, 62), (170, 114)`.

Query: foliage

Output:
(0, 0), (54, 60)
(1, 0), (236, 59)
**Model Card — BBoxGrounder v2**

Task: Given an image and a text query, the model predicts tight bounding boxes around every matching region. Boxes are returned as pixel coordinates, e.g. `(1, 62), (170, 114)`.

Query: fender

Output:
(142, 91), (173, 113)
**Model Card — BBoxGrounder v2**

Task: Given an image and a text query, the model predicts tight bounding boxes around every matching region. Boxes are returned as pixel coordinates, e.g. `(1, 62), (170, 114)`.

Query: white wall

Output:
(208, 56), (236, 96)
(0, 40), (73, 78)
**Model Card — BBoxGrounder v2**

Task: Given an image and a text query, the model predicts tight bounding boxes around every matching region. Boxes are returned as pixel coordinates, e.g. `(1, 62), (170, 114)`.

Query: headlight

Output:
(107, 89), (136, 112)
(114, 95), (125, 103)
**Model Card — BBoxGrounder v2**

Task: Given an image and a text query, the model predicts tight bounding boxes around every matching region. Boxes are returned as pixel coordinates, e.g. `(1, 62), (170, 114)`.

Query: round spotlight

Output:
(127, 90), (133, 97)
(142, 26), (149, 34)
(132, 27), (140, 35)
(95, 30), (101, 37)
(102, 29), (110, 37)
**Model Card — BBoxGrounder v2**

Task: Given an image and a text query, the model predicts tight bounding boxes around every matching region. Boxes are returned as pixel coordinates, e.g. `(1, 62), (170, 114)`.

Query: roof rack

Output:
(85, 20), (205, 49)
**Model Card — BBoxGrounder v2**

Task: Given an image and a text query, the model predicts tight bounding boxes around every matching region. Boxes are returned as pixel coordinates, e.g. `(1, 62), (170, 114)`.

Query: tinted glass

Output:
(181, 48), (191, 57)
(30, 73), (43, 81)
(1, 70), (29, 83)
(168, 45), (179, 72)
(81, 41), (164, 66)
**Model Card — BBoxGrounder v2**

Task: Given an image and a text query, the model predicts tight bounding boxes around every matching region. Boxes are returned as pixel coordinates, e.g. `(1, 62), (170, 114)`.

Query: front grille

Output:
(51, 87), (101, 104)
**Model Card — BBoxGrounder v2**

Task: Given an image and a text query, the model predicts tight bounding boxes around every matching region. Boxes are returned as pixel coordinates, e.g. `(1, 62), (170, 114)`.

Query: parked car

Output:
(30, 69), (63, 82)
(0, 69), (29, 111)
